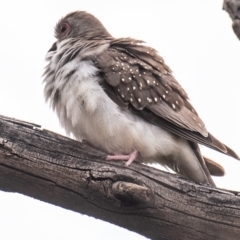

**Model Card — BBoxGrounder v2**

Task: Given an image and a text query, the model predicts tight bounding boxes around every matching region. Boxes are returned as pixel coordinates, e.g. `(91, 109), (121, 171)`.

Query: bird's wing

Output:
(91, 38), (239, 160)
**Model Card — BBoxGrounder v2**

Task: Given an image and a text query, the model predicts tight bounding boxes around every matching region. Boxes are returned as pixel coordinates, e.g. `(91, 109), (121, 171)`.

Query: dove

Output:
(43, 11), (239, 186)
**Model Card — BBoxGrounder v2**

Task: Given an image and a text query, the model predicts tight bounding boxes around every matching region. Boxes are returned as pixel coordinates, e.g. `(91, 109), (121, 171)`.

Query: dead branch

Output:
(0, 115), (239, 240)
(223, 0), (240, 40)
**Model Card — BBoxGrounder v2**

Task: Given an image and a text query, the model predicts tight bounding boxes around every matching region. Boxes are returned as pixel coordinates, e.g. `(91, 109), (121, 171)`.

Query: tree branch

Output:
(223, 0), (240, 40)
(0, 115), (239, 240)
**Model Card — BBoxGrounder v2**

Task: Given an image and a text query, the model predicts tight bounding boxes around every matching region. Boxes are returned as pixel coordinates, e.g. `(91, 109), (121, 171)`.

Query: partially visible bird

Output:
(43, 11), (239, 186)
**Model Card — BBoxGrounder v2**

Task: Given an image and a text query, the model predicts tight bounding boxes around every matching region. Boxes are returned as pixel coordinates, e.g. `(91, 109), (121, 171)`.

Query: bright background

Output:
(0, 1), (239, 239)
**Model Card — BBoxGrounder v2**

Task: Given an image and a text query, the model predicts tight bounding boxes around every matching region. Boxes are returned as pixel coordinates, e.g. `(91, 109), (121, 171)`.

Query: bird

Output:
(43, 11), (239, 186)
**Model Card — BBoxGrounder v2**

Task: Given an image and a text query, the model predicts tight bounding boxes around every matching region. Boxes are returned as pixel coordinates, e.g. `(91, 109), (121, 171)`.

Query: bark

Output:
(0, 115), (239, 240)
(223, 0), (240, 40)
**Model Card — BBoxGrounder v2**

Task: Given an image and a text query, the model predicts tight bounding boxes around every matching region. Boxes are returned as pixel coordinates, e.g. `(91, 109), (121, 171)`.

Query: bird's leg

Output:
(106, 150), (138, 167)
(82, 139), (138, 166)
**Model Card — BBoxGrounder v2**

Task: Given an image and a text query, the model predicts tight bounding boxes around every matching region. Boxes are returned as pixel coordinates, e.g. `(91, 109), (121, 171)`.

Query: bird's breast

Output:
(44, 48), (180, 160)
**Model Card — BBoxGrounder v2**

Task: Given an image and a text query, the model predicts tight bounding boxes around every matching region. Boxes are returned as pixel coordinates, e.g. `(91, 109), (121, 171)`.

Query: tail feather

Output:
(189, 141), (216, 186)
(203, 157), (225, 177)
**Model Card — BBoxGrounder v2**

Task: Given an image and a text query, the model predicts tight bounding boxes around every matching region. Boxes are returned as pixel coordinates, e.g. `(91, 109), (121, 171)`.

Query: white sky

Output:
(0, 0), (239, 239)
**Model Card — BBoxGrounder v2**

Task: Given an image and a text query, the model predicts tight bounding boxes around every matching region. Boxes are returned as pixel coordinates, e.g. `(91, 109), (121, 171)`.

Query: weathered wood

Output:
(223, 0), (240, 40)
(0, 115), (239, 240)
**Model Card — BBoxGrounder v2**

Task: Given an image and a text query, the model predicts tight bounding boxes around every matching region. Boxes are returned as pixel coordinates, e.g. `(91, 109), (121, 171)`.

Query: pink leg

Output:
(106, 150), (138, 167)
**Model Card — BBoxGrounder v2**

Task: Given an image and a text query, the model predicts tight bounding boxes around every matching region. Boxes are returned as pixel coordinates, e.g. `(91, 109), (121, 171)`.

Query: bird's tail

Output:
(204, 156), (225, 177)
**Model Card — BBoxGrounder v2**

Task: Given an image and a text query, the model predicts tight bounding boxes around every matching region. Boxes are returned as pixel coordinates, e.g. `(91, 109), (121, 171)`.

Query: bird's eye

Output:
(60, 23), (69, 33)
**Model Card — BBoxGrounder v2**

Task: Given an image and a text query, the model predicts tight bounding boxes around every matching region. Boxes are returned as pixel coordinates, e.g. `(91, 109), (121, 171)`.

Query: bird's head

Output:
(54, 11), (112, 41)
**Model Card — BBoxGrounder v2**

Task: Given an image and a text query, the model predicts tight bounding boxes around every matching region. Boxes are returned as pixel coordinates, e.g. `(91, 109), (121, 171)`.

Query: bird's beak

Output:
(48, 42), (57, 52)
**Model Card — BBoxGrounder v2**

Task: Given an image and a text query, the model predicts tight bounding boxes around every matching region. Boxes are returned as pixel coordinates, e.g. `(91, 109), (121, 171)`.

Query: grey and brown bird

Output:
(43, 11), (239, 186)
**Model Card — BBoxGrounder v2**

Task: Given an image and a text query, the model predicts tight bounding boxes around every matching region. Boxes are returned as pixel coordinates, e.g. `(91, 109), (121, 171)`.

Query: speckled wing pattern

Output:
(91, 38), (239, 159)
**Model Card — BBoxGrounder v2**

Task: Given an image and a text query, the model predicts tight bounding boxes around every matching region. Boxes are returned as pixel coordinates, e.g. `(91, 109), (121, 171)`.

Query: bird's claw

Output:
(106, 150), (138, 166)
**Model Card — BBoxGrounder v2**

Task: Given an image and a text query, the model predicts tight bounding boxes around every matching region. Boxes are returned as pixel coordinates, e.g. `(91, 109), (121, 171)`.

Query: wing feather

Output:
(90, 38), (239, 160)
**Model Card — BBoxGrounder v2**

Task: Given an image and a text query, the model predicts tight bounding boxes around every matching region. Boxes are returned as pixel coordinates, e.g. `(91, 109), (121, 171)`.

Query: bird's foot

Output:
(106, 150), (138, 167)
